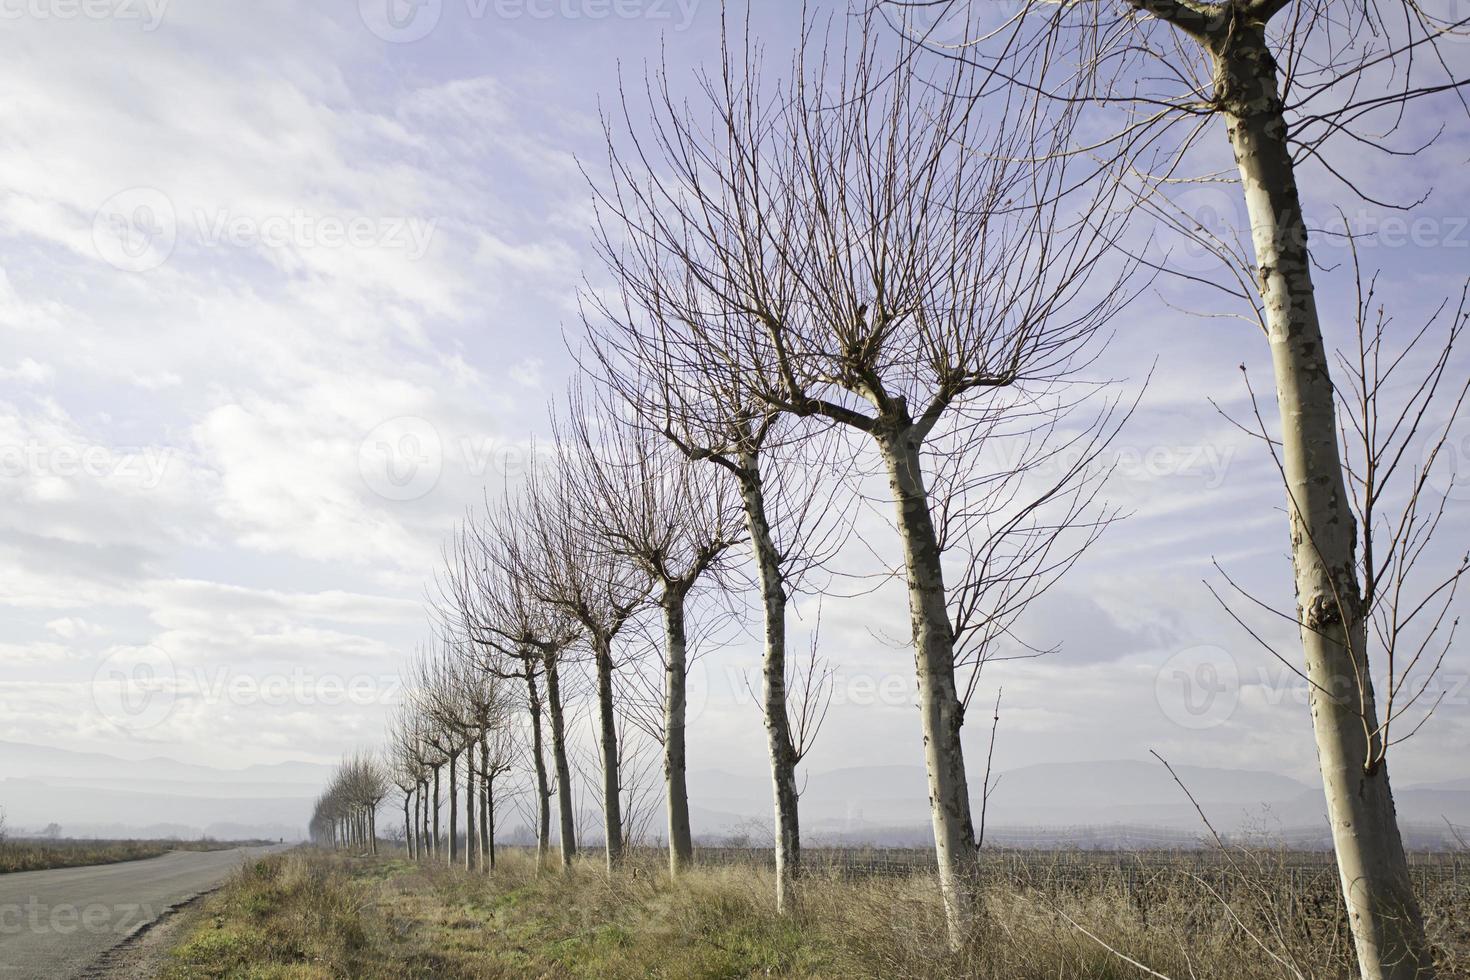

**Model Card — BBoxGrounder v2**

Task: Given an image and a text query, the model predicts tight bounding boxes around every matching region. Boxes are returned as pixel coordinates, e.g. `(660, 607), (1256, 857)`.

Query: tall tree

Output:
(896, 0), (1469, 969)
(583, 233), (852, 910)
(441, 499), (580, 869)
(524, 405), (655, 872)
(557, 390), (740, 876)
(414, 646), (466, 866)
(584, 13), (1132, 941)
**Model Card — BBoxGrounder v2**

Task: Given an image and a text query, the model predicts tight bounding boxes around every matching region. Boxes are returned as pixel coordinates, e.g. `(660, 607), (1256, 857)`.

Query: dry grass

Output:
(158, 848), (1470, 979)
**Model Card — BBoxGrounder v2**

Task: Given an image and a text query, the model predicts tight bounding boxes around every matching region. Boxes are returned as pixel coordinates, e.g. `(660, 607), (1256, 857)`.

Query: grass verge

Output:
(158, 848), (1470, 979)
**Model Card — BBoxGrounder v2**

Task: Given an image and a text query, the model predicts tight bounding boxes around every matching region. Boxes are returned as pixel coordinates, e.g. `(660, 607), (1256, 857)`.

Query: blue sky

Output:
(1, 0), (1466, 806)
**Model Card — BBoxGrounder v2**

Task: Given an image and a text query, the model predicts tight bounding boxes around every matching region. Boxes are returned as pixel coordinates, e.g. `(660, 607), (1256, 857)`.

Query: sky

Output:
(1, 0), (1467, 818)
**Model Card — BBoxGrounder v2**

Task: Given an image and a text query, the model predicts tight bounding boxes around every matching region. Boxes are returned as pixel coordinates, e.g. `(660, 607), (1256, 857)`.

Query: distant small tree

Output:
(42, 822), (62, 840)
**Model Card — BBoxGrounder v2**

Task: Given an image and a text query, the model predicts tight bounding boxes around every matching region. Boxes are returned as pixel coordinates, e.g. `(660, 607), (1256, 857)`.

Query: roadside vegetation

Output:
(0, 835), (267, 874)
(160, 848), (1469, 979)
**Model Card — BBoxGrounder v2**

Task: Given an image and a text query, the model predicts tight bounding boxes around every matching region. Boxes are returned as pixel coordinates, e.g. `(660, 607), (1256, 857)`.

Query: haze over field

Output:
(6, 738), (1469, 848)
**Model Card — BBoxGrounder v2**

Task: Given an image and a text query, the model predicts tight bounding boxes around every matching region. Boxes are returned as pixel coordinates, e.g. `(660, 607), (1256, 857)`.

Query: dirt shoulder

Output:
(77, 891), (212, 980)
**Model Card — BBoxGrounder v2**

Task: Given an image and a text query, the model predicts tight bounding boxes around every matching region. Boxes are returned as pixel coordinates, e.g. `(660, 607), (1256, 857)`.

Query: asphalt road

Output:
(0, 845), (284, 980)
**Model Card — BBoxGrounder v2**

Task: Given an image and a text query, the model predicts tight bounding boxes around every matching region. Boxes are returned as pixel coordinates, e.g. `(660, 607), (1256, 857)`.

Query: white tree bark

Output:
(737, 453), (801, 913)
(431, 765), (441, 859)
(542, 656), (579, 868)
(463, 745), (476, 871)
(593, 633), (626, 871)
(480, 734), (492, 872)
(447, 749), (459, 865)
(523, 671), (552, 868)
(880, 429), (979, 944)
(1211, 22), (1432, 978)
(663, 595), (694, 875)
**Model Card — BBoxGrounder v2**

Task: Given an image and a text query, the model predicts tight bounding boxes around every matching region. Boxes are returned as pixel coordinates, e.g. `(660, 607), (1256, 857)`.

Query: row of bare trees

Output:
(432, 391), (840, 884)
(309, 752), (389, 854)
(338, 8), (1129, 923)
(574, 8), (1137, 930)
(313, 7), (1465, 975)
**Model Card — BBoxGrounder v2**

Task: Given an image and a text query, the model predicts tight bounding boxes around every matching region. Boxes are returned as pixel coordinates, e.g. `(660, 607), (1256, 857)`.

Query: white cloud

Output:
(0, 358), (53, 384)
(45, 617), (106, 640)
(509, 356), (545, 388)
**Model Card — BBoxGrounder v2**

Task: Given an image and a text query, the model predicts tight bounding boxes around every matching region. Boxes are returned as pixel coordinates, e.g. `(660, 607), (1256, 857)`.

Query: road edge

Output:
(73, 887), (216, 980)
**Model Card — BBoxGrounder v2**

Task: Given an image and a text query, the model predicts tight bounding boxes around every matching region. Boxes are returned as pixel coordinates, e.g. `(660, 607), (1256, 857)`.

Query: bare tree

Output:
(403, 664), (449, 861)
(441, 499), (580, 870)
(1209, 265), (1470, 906)
(475, 707), (517, 871)
(414, 645), (464, 865)
(388, 707), (427, 859)
(585, 12), (1132, 941)
(523, 403), (656, 872)
(557, 388), (741, 876)
(894, 0), (1469, 967)
(614, 713), (665, 852)
(453, 648), (516, 873)
(584, 179), (854, 911)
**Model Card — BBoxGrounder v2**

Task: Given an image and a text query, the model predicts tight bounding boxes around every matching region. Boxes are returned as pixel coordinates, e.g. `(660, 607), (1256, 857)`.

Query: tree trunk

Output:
(1208, 24), (1433, 979)
(878, 429), (979, 947)
(662, 592), (694, 876)
(737, 454), (801, 913)
(525, 670), (552, 869)
(404, 794), (414, 860)
(486, 783), (497, 871)
(369, 806), (378, 856)
(592, 633), (625, 871)
(420, 779), (430, 859)
(480, 735), (492, 872)
(542, 655), (579, 867)
(431, 766), (441, 859)
(464, 741), (476, 872)
(447, 750), (459, 865)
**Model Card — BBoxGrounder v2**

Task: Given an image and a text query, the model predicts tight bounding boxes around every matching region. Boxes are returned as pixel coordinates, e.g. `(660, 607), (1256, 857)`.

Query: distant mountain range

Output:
(0, 740), (330, 840)
(2, 740), (1465, 848)
(685, 758), (1470, 848)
